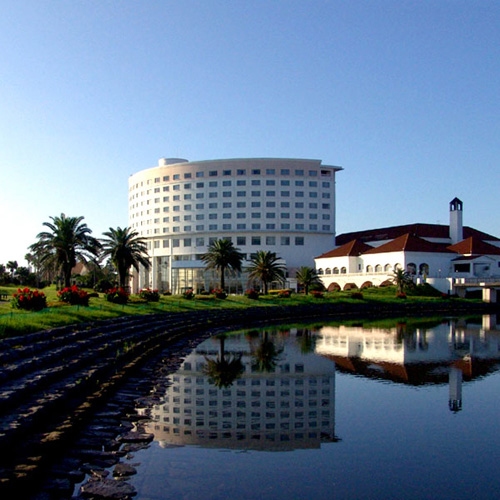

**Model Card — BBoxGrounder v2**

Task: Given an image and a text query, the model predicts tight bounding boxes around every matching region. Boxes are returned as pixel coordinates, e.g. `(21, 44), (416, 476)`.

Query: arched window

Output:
(333, 267), (339, 274)
(341, 267), (347, 274)
(328, 282), (341, 292)
(384, 264), (391, 272)
(317, 268), (324, 275)
(419, 263), (429, 276)
(407, 263), (417, 275)
(394, 263), (402, 270)
(325, 268), (331, 275)
(375, 264), (382, 272)
(366, 265), (373, 273)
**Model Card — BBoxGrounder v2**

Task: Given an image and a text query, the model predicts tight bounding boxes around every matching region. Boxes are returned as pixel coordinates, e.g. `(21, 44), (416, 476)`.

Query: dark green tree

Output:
(296, 266), (322, 295)
(29, 214), (101, 288)
(247, 250), (286, 294)
(201, 238), (244, 290)
(250, 331), (283, 373)
(100, 227), (150, 288)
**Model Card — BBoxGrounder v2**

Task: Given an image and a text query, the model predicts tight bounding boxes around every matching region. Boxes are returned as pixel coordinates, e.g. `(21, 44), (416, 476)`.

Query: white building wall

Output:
(129, 158), (342, 293)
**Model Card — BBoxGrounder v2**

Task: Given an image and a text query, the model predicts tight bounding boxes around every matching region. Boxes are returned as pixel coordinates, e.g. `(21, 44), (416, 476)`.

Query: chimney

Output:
(449, 198), (463, 244)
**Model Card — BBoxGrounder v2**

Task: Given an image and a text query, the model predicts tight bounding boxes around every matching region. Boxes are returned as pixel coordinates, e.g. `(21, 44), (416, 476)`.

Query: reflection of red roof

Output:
(336, 223), (499, 246)
(363, 234), (454, 255)
(447, 236), (500, 256)
(315, 239), (373, 259)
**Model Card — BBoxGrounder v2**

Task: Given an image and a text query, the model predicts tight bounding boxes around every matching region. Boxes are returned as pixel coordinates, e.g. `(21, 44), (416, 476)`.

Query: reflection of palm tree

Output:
(203, 335), (244, 388)
(251, 331), (283, 372)
(297, 328), (317, 354)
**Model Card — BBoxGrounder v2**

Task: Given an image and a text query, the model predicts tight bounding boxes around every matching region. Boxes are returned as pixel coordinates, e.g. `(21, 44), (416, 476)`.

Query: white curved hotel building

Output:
(128, 158), (342, 293)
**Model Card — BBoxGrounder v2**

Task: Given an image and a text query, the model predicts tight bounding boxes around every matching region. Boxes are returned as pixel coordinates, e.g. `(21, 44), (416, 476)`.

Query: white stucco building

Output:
(129, 157), (342, 293)
(315, 198), (500, 295)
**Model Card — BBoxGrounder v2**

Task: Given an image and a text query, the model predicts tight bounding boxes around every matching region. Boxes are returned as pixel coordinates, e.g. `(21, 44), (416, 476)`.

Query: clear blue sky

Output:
(1, 0), (499, 266)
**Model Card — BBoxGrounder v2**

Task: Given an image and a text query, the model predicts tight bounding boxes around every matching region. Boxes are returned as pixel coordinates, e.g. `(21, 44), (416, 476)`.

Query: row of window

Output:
(153, 426), (326, 441)
(147, 236), (307, 248)
(139, 224), (330, 235)
(131, 190), (332, 204)
(131, 167), (333, 189)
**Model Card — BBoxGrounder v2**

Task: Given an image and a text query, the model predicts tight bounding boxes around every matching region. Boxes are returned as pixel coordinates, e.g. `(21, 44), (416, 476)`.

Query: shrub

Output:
(94, 279), (115, 293)
(396, 292), (407, 299)
(310, 290), (324, 299)
(277, 290), (291, 298)
(11, 287), (47, 311)
(183, 289), (195, 300)
(350, 291), (364, 300)
(104, 287), (129, 304)
(212, 288), (227, 299)
(138, 288), (160, 302)
(58, 285), (90, 306)
(245, 289), (259, 300)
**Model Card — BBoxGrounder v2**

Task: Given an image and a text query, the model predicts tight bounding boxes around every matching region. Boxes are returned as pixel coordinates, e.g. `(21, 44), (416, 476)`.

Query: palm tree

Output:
(6, 260), (18, 279)
(250, 331), (283, 373)
(203, 335), (245, 389)
(392, 267), (413, 295)
(247, 250), (286, 294)
(296, 266), (322, 295)
(201, 238), (244, 291)
(29, 214), (101, 288)
(100, 227), (150, 288)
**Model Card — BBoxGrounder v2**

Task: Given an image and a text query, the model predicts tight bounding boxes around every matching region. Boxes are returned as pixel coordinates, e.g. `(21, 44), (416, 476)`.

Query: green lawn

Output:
(0, 283), (478, 338)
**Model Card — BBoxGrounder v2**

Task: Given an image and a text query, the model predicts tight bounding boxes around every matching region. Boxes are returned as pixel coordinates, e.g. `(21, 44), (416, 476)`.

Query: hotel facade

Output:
(128, 158), (342, 293)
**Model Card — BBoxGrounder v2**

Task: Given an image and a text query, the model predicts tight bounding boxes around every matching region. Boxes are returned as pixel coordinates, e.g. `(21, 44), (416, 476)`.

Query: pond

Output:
(116, 315), (500, 499)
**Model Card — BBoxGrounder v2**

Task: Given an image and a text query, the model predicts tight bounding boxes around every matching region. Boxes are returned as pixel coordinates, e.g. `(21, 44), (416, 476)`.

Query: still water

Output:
(127, 316), (500, 499)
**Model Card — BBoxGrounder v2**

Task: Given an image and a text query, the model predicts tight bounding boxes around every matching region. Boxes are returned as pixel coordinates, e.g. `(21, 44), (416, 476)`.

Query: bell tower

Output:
(449, 197), (463, 244)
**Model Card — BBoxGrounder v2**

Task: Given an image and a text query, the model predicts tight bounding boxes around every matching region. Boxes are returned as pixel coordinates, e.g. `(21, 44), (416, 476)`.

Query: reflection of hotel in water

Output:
(148, 332), (337, 451)
(315, 315), (500, 411)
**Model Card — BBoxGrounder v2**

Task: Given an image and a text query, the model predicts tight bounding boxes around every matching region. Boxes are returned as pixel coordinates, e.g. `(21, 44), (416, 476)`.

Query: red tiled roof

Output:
(363, 234), (454, 255)
(447, 236), (500, 256)
(315, 239), (373, 259)
(335, 223), (499, 246)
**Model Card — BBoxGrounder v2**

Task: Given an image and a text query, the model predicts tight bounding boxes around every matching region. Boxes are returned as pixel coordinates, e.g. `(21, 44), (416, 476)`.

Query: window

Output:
(266, 236), (276, 245)
(196, 203), (204, 210)
(223, 213), (232, 219)
(237, 169), (246, 175)
(309, 170), (318, 176)
(223, 192), (232, 197)
(251, 201), (261, 207)
(266, 191), (276, 197)
(309, 224), (317, 230)
(209, 202), (217, 209)
(237, 213), (246, 219)
(281, 223), (290, 230)
(322, 181), (330, 188)
(295, 169), (304, 176)
(223, 202), (232, 208)
(209, 181), (217, 187)
(309, 181), (318, 187)
(209, 214), (217, 220)
(237, 180), (246, 186)
(322, 214), (330, 220)
(196, 237), (204, 246)
(223, 170), (231, 176)
(251, 169), (261, 175)
(281, 191), (290, 197)
(295, 180), (304, 186)
(163, 186), (169, 192)
(184, 215), (192, 221)
(281, 213), (290, 219)
(209, 192), (217, 198)
(280, 180), (290, 186)
(309, 203), (318, 209)
(266, 179), (275, 186)
(296, 213), (304, 219)
(173, 185), (180, 191)
(281, 201), (290, 208)
(266, 213), (276, 218)
(295, 237), (304, 245)
(196, 182), (204, 188)
(173, 174), (180, 180)
(209, 171), (217, 176)
(222, 224), (231, 230)
(237, 224), (246, 230)
(184, 194), (192, 200)
(237, 191), (246, 197)
(266, 224), (275, 229)
(173, 239), (180, 247)
(251, 236), (261, 245)
(309, 192), (318, 198)
(280, 169), (290, 175)
(322, 203), (330, 209)
(184, 183), (192, 189)
(251, 212), (261, 218)
(281, 236), (290, 245)
(266, 201), (276, 207)
(163, 175), (169, 181)
(237, 236), (246, 245)
(251, 191), (261, 196)
(184, 238), (192, 247)
(173, 206), (180, 212)
(196, 193), (204, 199)
(266, 168), (275, 175)
(209, 224), (217, 230)
(295, 224), (304, 230)
(196, 171), (204, 178)
(295, 191), (304, 197)
(196, 225), (204, 231)
(251, 223), (261, 230)
(237, 201), (246, 208)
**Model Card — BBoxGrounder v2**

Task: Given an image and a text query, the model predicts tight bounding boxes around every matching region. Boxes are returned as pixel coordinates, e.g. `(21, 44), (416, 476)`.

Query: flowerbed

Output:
(58, 285), (90, 306)
(11, 287), (47, 311)
(245, 289), (259, 300)
(138, 288), (160, 302)
(212, 288), (227, 299)
(104, 287), (129, 304)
